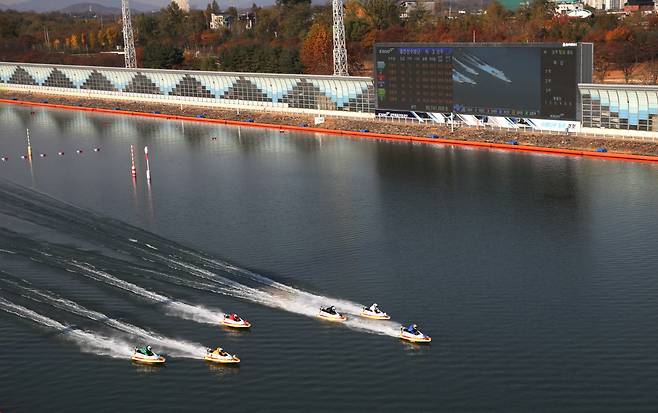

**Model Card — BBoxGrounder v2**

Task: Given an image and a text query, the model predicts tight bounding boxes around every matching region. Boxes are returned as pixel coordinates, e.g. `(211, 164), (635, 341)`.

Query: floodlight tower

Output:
(332, 0), (348, 76)
(122, 0), (137, 68)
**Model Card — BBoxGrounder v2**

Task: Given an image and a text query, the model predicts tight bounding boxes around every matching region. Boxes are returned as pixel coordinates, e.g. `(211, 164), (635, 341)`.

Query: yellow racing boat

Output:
(203, 347), (240, 364)
(399, 325), (432, 344)
(360, 304), (391, 320)
(131, 346), (166, 365)
(318, 306), (347, 322)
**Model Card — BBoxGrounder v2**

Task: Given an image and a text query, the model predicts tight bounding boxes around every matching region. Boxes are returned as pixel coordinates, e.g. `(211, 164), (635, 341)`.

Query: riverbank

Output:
(2, 90), (658, 161)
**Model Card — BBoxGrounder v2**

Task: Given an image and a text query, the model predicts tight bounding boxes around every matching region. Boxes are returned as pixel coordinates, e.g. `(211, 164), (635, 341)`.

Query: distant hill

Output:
(60, 3), (122, 15)
(7, 0), (158, 12)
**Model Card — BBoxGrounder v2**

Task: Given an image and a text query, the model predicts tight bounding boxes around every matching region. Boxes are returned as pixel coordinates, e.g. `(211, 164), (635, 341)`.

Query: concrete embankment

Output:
(1, 90), (658, 163)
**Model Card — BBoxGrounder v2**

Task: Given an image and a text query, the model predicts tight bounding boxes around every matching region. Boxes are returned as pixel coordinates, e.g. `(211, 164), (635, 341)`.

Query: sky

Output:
(0, 0), (265, 6)
(0, 0), (279, 11)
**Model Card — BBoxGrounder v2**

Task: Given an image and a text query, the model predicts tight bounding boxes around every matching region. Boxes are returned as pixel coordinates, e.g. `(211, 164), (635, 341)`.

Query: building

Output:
(238, 12), (256, 30)
(397, 0), (440, 19)
(623, 0), (654, 12)
(554, 0), (593, 17)
(210, 13), (232, 30)
(579, 84), (658, 132)
(581, 0), (621, 10)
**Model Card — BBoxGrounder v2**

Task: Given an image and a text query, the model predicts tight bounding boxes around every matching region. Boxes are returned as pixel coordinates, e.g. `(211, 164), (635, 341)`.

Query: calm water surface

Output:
(1, 104), (658, 412)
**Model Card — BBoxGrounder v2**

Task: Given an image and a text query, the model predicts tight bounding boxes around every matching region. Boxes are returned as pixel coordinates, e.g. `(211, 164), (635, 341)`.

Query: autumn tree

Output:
(88, 31), (96, 50)
(300, 22), (333, 74)
(70, 34), (79, 50)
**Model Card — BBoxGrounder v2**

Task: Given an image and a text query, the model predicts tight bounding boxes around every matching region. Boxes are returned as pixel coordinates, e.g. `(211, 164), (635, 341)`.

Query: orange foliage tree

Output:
(300, 22), (333, 74)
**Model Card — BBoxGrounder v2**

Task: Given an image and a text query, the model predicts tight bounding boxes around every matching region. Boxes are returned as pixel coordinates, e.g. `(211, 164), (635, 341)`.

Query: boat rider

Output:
(137, 345), (154, 356)
(323, 306), (337, 314)
(405, 324), (420, 335)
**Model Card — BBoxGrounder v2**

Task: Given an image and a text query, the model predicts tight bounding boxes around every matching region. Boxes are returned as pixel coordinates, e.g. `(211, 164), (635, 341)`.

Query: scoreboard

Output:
(375, 43), (593, 121)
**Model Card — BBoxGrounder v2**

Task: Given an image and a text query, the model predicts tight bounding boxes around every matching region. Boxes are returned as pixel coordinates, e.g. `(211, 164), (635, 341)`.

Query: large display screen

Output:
(374, 43), (593, 120)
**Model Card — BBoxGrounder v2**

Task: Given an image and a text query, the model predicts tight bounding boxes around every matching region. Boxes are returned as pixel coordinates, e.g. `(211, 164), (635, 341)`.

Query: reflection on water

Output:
(206, 361), (241, 375)
(131, 362), (166, 374)
(1, 104), (658, 412)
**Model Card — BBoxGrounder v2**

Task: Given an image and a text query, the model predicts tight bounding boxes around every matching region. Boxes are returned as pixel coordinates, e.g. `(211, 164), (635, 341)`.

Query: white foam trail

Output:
(0, 248), (15, 254)
(152, 256), (401, 337)
(66, 261), (224, 326)
(163, 254), (402, 336)
(20, 286), (206, 358)
(0, 296), (132, 359)
(186, 253), (373, 315)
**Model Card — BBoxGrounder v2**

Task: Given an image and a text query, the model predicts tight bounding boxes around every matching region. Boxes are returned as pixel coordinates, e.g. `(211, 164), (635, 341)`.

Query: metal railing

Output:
(341, 114), (658, 143)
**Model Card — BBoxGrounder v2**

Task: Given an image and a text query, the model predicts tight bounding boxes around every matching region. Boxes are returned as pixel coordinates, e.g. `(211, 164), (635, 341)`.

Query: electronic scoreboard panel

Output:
(375, 43), (593, 121)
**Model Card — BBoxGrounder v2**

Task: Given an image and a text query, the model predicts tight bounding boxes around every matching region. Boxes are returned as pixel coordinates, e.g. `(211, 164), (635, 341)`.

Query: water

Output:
(1, 104), (658, 412)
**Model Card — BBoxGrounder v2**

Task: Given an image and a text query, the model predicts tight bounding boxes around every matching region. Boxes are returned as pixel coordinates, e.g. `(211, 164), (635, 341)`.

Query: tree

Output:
(279, 2), (312, 39)
(142, 43), (184, 68)
(594, 42), (614, 82)
(88, 31), (96, 50)
(362, 0), (400, 30)
(300, 23), (333, 74)
(70, 34), (79, 50)
(160, 2), (186, 43)
(276, 0), (310, 8)
(642, 32), (658, 84)
(253, 8), (279, 40)
(136, 14), (159, 44)
(105, 26), (119, 48)
(205, 0), (220, 16)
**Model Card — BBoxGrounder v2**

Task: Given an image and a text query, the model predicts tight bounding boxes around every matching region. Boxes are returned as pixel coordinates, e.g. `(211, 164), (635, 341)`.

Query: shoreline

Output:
(1, 91), (658, 163)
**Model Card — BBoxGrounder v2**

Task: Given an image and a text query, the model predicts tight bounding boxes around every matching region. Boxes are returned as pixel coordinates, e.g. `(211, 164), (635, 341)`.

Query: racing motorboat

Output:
(318, 305), (347, 322)
(360, 303), (391, 320)
(399, 325), (432, 344)
(203, 347), (240, 364)
(131, 345), (166, 365)
(220, 313), (251, 329)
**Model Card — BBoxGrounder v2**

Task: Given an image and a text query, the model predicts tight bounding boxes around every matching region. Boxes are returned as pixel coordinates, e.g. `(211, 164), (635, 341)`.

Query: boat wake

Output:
(0, 180), (403, 338)
(0, 295), (133, 359)
(0, 274), (206, 358)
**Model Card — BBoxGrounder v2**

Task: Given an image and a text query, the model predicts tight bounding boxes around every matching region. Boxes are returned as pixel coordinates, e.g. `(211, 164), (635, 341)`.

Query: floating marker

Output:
(76, 149), (83, 154)
(58, 151), (65, 156)
(20, 155), (27, 160)
(130, 145), (137, 178)
(94, 148), (100, 152)
(1, 156), (8, 162)
(39, 153), (46, 157)
(144, 146), (151, 181)
(26, 129), (32, 161)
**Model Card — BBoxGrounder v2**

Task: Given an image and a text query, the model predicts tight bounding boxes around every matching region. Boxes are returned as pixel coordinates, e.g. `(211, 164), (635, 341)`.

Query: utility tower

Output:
(122, 0), (137, 68)
(332, 0), (348, 76)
